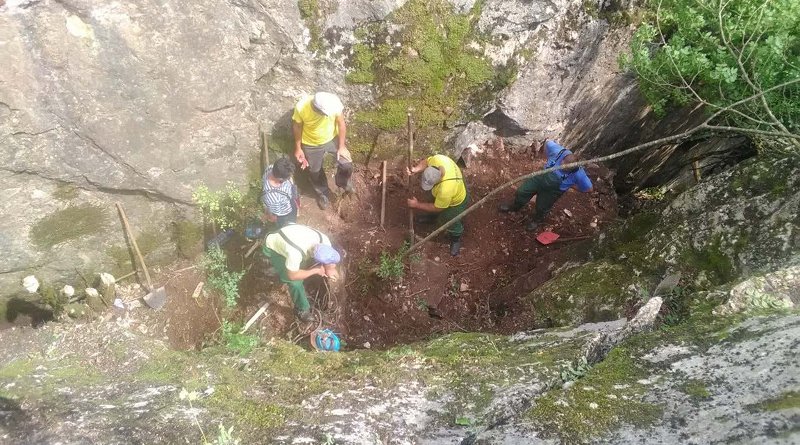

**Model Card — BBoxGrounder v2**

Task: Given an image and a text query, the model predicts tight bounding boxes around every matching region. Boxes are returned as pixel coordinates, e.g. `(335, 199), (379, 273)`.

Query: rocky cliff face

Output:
(1, 0), (337, 298)
(1, 0), (728, 299)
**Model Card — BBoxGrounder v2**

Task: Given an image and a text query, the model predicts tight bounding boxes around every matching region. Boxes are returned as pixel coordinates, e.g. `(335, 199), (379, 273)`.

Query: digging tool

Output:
(115, 203), (167, 310)
(535, 231), (592, 246)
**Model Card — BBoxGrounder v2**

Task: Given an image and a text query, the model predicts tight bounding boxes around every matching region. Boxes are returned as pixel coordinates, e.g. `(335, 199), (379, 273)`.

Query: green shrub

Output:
(202, 246), (245, 308)
(221, 320), (260, 356)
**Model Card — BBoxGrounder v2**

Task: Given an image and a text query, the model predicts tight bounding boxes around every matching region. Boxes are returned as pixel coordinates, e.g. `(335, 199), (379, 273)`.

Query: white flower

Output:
(22, 276), (39, 293)
(62, 285), (75, 297)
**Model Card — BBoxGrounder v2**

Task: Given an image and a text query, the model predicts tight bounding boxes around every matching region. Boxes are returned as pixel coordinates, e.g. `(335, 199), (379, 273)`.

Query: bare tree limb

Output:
(406, 80), (800, 254)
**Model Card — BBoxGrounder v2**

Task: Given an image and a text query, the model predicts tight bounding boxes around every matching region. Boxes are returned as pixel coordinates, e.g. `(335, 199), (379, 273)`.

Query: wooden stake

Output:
(240, 303), (269, 334)
(380, 160), (387, 227)
(260, 126), (269, 173)
(692, 160), (701, 183)
(407, 112), (415, 241)
(115, 203), (154, 291)
(245, 239), (261, 258)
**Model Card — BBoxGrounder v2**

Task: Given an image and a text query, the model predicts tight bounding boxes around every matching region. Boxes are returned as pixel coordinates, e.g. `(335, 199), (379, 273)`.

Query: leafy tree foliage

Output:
(623, 0), (800, 134)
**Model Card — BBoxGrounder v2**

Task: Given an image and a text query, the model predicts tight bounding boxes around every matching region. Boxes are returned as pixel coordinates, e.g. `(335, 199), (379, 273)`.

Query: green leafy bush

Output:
(202, 246), (245, 308)
(377, 243), (409, 280)
(622, 0), (800, 133)
(192, 183), (247, 230)
(221, 320), (260, 356)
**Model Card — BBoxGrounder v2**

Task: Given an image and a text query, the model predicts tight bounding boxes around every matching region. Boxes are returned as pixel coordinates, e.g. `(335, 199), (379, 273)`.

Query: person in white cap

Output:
(292, 92), (354, 210)
(406, 154), (469, 256)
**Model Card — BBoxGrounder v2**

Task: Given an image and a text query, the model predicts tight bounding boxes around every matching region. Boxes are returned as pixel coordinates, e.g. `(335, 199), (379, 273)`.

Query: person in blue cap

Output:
(262, 224), (341, 322)
(499, 139), (593, 231)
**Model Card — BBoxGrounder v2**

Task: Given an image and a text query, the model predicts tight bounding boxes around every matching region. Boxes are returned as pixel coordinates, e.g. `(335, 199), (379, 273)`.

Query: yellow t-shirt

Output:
(292, 95), (340, 146)
(427, 155), (467, 209)
(264, 224), (332, 271)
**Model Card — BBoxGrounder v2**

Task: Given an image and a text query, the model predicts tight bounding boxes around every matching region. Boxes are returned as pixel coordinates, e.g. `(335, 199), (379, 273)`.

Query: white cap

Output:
(312, 92), (344, 116)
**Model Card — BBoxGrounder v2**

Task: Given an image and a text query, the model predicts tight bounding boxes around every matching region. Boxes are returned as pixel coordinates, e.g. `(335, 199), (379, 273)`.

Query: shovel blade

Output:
(143, 286), (167, 310)
(536, 231), (561, 245)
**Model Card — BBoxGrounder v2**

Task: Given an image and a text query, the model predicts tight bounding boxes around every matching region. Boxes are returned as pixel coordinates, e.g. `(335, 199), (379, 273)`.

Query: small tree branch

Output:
(406, 80), (800, 254)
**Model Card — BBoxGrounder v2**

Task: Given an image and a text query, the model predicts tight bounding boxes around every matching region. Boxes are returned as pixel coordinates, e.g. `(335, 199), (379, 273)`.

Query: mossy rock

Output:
(172, 220), (203, 258)
(29, 204), (108, 250)
(527, 260), (652, 327)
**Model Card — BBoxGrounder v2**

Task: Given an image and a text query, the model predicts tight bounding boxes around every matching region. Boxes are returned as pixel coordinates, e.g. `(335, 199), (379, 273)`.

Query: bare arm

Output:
(292, 121), (308, 168)
(287, 265), (325, 281)
(407, 158), (429, 175)
(336, 114), (347, 150)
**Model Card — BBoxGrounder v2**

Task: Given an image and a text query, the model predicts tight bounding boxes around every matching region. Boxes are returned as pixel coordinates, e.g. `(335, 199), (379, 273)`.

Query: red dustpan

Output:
(536, 231), (560, 245)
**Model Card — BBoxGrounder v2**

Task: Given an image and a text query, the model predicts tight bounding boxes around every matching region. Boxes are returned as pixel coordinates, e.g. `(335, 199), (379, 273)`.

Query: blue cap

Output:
(314, 244), (341, 265)
(313, 329), (340, 352)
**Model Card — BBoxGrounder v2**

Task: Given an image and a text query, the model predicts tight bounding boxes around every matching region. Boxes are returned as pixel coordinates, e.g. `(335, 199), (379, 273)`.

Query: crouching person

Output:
(262, 224), (341, 322)
(406, 154), (468, 256)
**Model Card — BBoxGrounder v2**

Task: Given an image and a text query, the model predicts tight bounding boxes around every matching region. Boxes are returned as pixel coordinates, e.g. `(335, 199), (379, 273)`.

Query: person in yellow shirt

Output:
(406, 154), (469, 256)
(292, 92), (353, 210)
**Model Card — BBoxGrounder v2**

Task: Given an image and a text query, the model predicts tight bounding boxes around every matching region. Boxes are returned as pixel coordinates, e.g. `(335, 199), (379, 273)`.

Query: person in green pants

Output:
(406, 154), (468, 256)
(499, 139), (593, 231)
(262, 224), (341, 322)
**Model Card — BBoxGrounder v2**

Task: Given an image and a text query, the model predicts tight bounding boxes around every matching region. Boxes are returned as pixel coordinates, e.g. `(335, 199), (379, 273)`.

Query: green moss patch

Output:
(679, 236), (736, 286)
(342, 0), (504, 158)
(750, 391), (800, 412)
(680, 379), (711, 400)
(172, 220), (203, 258)
(0, 359), (35, 379)
(527, 347), (663, 442)
(52, 183), (80, 201)
(205, 385), (288, 430)
(527, 260), (650, 327)
(29, 204), (108, 249)
(107, 228), (172, 276)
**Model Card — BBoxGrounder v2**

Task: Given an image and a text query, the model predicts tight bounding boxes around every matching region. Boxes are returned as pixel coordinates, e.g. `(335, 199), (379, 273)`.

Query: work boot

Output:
(341, 182), (355, 194)
(297, 310), (314, 323)
(449, 236), (462, 256)
(525, 221), (539, 232)
(415, 213), (436, 225)
(316, 194), (330, 210)
(499, 203), (519, 213)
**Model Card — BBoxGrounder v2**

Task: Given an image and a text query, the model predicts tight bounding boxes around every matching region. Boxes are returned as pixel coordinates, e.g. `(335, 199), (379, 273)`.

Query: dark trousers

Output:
(437, 193), (468, 239)
(274, 206), (298, 228)
(418, 192), (469, 239)
(513, 172), (564, 222)
(302, 139), (353, 198)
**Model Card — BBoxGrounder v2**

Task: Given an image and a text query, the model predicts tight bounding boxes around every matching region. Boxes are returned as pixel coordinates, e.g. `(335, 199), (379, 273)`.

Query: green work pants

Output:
(437, 192), (469, 239)
(513, 172), (564, 222)
(262, 246), (310, 313)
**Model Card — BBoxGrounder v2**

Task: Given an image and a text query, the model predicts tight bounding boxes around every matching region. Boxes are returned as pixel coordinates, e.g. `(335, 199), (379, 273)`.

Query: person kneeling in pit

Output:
(406, 154), (468, 256)
(261, 224), (341, 322)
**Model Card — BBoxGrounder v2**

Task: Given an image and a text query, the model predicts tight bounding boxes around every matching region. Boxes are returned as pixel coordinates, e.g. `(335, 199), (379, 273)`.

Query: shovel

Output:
(536, 231), (592, 246)
(115, 203), (167, 310)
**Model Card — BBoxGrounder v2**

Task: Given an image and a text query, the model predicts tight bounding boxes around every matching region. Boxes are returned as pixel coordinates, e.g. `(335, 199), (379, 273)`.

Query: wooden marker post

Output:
(380, 160), (387, 228)
(407, 112), (415, 242)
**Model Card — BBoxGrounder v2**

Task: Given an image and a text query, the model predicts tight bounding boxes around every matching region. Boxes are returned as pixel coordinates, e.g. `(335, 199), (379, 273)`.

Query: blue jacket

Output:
(544, 141), (593, 192)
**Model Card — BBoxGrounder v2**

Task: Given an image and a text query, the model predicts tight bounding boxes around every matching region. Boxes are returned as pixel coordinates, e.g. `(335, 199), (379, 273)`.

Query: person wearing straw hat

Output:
(499, 139), (593, 231)
(292, 92), (354, 210)
(406, 154), (468, 256)
(262, 224), (341, 322)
